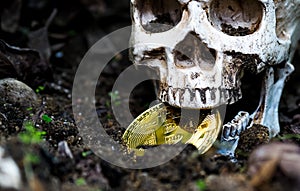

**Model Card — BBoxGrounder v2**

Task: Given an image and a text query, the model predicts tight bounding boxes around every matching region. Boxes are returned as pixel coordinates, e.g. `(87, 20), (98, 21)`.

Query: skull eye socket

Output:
(135, 0), (183, 33)
(209, 0), (263, 36)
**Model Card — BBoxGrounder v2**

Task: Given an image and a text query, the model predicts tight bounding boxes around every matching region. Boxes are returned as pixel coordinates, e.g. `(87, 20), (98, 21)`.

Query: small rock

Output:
(0, 78), (38, 108)
(236, 124), (270, 158)
(58, 141), (74, 159)
(0, 146), (21, 190)
(248, 142), (300, 191)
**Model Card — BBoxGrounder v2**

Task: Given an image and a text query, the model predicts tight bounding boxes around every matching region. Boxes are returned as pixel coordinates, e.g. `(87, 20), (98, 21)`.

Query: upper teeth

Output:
(159, 87), (242, 108)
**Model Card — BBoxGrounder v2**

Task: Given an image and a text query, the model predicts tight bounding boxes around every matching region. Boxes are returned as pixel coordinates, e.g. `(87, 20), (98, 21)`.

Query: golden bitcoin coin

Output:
(122, 103), (221, 156)
(186, 111), (221, 154)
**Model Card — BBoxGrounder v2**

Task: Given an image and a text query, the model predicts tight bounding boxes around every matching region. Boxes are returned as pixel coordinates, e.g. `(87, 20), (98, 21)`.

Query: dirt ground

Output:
(1, 1), (300, 191)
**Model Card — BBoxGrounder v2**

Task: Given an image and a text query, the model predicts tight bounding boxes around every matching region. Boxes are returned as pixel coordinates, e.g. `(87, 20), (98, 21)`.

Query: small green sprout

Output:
(196, 179), (207, 191)
(75, 177), (87, 186)
(26, 107), (34, 116)
(19, 121), (46, 181)
(26, 107), (33, 111)
(35, 85), (45, 93)
(106, 90), (121, 107)
(19, 122), (46, 144)
(82, 150), (92, 157)
(42, 114), (52, 123)
(24, 153), (40, 164)
(106, 113), (113, 119)
(277, 134), (300, 140)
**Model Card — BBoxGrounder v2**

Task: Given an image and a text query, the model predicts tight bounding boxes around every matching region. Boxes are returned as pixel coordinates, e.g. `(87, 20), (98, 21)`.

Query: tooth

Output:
(230, 124), (237, 137)
(237, 120), (245, 134)
(210, 88), (216, 101)
(227, 90), (233, 104)
(185, 89), (193, 102)
(206, 89), (211, 106)
(195, 89), (201, 105)
(208, 88), (219, 106)
(225, 89), (229, 103)
(215, 88), (221, 105)
(222, 89), (226, 100)
(160, 89), (168, 102)
(175, 89), (180, 106)
(191, 89), (197, 105)
(179, 89), (186, 106)
(229, 90), (237, 104)
(168, 87), (175, 104)
(220, 88), (227, 103)
(222, 123), (231, 139)
(238, 88), (242, 100)
(165, 89), (168, 101)
(237, 111), (250, 128)
(171, 88), (178, 100)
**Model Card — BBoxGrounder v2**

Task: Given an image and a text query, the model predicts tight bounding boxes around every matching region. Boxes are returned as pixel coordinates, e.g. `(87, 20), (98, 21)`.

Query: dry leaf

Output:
(0, 40), (53, 87)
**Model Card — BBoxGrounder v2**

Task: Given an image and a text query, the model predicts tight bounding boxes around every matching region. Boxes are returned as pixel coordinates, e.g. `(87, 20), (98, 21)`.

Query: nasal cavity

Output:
(173, 32), (216, 70)
(136, 0), (183, 33)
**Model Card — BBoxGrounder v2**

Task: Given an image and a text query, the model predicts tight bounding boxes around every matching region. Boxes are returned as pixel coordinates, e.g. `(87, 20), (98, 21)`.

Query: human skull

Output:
(129, 0), (300, 154)
(130, 0), (299, 108)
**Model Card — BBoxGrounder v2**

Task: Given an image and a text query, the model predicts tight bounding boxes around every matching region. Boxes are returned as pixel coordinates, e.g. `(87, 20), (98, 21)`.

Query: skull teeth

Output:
(159, 87), (242, 108)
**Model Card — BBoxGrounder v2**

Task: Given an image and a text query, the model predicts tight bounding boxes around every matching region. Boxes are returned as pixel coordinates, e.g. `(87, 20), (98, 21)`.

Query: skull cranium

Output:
(129, 0), (300, 155)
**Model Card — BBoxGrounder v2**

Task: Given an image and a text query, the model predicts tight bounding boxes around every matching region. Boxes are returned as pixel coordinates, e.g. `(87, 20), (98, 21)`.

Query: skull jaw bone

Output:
(218, 62), (294, 157)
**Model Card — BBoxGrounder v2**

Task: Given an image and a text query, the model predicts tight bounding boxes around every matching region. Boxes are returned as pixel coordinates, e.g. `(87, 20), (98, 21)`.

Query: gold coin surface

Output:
(122, 103), (221, 155)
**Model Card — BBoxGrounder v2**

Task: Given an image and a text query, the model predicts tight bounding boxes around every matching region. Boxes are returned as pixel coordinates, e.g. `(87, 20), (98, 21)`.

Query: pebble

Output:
(0, 78), (38, 108)
(236, 124), (270, 158)
(0, 146), (21, 190)
(248, 142), (300, 191)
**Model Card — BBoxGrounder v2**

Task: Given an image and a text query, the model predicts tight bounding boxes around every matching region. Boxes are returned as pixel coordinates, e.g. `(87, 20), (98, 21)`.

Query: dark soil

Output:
(1, 1), (300, 191)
